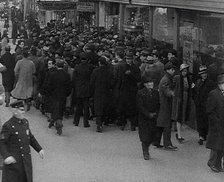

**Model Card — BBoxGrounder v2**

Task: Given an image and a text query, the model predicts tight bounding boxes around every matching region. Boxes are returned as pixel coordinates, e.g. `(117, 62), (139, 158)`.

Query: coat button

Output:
(20, 147), (23, 149)
(21, 154), (24, 157)
(12, 126), (15, 128)
(18, 139), (21, 142)
(15, 132), (19, 135)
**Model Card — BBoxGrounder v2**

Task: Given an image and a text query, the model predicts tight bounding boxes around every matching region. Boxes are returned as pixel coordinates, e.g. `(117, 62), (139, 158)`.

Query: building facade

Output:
(94, 0), (224, 128)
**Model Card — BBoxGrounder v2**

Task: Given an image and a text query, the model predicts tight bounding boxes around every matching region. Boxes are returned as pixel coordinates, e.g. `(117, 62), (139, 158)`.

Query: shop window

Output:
(180, 10), (224, 71)
(153, 8), (174, 49)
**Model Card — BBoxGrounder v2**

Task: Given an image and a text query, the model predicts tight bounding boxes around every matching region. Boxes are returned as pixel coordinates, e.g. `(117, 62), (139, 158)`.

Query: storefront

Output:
(76, 1), (97, 31)
(37, 0), (77, 27)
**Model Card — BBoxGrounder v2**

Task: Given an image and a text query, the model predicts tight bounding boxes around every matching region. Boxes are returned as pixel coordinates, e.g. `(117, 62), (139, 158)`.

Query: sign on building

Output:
(77, 2), (95, 12)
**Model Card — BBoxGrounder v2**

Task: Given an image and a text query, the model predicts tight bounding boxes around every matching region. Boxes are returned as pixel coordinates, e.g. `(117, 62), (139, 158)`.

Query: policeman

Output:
(0, 100), (44, 182)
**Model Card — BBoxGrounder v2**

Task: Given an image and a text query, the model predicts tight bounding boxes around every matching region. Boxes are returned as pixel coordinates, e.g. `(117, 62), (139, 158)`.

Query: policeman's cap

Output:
(10, 100), (24, 109)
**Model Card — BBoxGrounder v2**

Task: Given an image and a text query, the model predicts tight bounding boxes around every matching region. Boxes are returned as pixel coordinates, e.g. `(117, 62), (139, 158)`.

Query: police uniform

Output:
(0, 101), (42, 182)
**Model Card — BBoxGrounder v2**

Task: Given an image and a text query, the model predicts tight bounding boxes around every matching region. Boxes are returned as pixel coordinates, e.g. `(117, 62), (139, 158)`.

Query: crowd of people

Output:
(0, 19), (224, 176)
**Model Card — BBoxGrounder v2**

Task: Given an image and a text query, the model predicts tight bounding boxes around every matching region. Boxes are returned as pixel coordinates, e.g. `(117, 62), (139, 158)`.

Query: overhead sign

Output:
(77, 2), (95, 12)
(38, 1), (76, 11)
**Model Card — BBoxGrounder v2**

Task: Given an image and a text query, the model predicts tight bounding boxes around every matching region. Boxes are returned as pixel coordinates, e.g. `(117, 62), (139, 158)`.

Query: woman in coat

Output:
(11, 49), (36, 111)
(137, 77), (160, 160)
(172, 63), (192, 143)
(206, 73), (224, 172)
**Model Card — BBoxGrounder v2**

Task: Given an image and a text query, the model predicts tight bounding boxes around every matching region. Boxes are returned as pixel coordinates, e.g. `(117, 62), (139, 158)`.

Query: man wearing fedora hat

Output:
(193, 65), (216, 145)
(206, 72), (224, 172)
(118, 53), (141, 131)
(155, 62), (178, 150)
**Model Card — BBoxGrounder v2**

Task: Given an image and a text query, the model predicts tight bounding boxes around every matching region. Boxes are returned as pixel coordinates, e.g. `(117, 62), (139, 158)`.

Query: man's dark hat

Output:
(164, 62), (175, 70)
(142, 76), (155, 83)
(126, 53), (134, 59)
(198, 65), (207, 75)
(217, 71), (224, 84)
(10, 100), (24, 109)
(79, 52), (89, 60)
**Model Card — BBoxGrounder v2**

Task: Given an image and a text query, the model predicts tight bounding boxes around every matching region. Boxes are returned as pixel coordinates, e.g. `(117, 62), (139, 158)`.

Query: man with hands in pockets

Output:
(0, 100), (44, 182)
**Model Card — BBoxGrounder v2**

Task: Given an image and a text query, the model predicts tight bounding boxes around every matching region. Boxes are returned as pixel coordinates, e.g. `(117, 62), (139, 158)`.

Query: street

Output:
(0, 105), (224, 182)
(0, 15), (223, 182)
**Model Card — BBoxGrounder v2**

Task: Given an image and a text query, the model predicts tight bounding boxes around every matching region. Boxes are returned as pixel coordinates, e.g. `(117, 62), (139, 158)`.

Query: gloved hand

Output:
(39, 149), (45, 159)
(4, 156), (16, 165)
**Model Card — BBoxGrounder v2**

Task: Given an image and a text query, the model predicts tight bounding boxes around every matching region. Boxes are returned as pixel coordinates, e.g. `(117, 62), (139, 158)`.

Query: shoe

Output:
(96, 126), (103, 133)
(48, 121), (54, 128)
(5, 103), (9, 107)
(73, 121), (78, 126)
(198, 139), (203, 145)
(153, 144), (163, 148)
(120, 125), (125, 131)
(143, 153), (151, 160)
(84, 124), (90, 128)
(210, 166), (221, 173)
(176, 134), (184, 143)
(164, 145), (178, 151)
(57, 128), (62, 136)
(131, 126), (136, 131)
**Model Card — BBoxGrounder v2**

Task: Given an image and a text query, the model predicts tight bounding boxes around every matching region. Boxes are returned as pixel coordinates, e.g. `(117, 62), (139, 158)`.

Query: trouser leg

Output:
(142, 142), (150, 155)
(153, 127), (163, 146)
(55, 119), (63, 135)
(5, 91), (10, 106)
(74, 98), (82, 125)
(83, 98), (90, 127)
(208, 150), (218, 167)
(96, 116), (102, 127)
(196, 108), (208, 139)
(129, 116), (137, 130)
(163, 125), (172, 147)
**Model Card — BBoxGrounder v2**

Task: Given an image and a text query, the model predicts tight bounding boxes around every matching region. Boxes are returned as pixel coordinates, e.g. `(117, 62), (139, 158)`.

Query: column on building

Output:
(45, 10), (52, 24)
(119, 3), (125, 38)
(98, 2), (106, 27)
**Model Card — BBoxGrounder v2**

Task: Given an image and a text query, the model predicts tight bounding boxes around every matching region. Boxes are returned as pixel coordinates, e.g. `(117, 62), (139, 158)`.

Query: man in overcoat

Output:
(0, 100), (44, 182)
(0, 46), (15, 106)
(193, 66), (216, 145)
(118, 53), (141, 131)
(137, 77), (160, 160)
(47, 60), (71, 135)
(155, 62), (177, 150)
(90, 57), (114, 132)
(206, 73), (224, 172)
(72, 52), (94, 127)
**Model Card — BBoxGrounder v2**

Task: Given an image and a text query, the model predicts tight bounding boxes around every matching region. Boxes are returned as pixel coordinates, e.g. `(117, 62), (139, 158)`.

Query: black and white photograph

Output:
(0, 0), (224, 181)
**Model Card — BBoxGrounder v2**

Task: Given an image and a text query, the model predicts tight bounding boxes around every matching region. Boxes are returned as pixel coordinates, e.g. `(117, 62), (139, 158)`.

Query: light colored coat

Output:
(11, 58), (35, 100)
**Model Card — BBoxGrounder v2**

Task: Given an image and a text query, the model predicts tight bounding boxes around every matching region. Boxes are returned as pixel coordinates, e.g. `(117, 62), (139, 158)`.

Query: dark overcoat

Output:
(90, 65), (114, 116)
(40, 67), (57, 113)
(0, 52), (15, 91)
(118, 63), (141, 116)
(172, 74), (192, 122)
(72, 62), (94, 98)
(113, 60), (126, 105)
(193, 78), (216, 130)
(47, 68), (71, 120)
(157, 73), (174, 127)
(0, 117), (42, 182)
(137, 87), (160, 143)
(206, 88), (224, 151)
